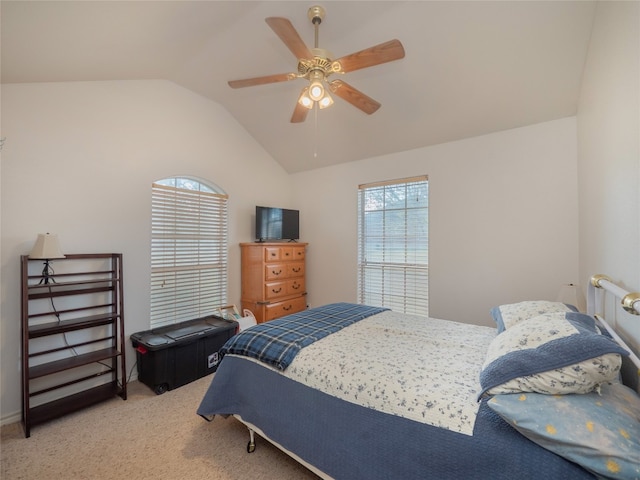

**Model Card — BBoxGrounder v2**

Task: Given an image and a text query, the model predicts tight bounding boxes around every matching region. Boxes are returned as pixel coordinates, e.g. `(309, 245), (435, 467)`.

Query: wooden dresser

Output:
(240, 242), (308, 323)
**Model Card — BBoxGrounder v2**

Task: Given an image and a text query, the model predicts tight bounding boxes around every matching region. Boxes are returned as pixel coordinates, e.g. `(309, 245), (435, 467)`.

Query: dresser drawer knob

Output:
(272, 287), (282, 294)
(272, 269), (282, 276)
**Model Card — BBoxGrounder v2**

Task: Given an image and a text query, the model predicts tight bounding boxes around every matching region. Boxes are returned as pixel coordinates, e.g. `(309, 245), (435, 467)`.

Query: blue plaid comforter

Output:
(220, 303), (388, 370)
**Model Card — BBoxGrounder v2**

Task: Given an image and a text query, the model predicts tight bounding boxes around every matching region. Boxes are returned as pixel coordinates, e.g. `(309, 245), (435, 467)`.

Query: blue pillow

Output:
(479, 312), (628, 397)
(487, 382), (640, 480)
(490, 300), (578, 333)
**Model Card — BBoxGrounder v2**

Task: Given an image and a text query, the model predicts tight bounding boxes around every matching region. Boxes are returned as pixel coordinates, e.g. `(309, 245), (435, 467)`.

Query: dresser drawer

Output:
(280, 247), (294, 260)
(287, 262), (305, 277)
(288, 278), (305, 296)
(264, 280), (288, 300)
(264, 296), (307, 321)
(265, 263), (287, 280)
(264, 247), (281, 262)
(291, 246), (305, 261)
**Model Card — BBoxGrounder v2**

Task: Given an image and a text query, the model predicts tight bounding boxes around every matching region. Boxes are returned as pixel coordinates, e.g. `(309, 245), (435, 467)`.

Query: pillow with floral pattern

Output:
(491, 300), (578, 332)
(479, 312), (628, 397)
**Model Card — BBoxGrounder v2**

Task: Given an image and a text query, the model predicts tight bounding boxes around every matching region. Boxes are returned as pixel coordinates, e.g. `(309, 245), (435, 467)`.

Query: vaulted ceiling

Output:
(1, 1), (596, 173)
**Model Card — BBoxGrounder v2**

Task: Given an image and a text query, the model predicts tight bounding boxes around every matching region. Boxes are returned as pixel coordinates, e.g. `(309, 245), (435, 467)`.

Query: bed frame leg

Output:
(247, 428), (256, 453)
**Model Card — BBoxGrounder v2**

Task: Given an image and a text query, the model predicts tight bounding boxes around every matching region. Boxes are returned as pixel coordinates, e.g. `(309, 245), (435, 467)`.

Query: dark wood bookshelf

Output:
(21, 253), (127, 437)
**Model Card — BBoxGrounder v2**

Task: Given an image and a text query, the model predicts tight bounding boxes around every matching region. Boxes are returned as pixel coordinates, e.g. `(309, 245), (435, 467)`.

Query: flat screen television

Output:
(255, 206), (299, 242)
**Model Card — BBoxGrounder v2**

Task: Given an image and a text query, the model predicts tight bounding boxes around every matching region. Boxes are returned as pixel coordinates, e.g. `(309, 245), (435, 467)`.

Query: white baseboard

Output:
(1, 411), (21, 427)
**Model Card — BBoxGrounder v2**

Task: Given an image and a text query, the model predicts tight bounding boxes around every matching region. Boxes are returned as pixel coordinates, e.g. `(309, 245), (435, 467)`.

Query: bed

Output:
(197, 276), (640, 479)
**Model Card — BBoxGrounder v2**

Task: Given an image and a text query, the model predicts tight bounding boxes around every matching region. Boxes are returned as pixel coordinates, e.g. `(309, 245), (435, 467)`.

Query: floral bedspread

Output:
(284, 310), (496, 435)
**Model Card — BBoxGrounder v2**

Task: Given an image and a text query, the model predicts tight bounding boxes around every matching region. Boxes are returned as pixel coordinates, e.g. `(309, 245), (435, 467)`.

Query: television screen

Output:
(256, 206), (299, 241)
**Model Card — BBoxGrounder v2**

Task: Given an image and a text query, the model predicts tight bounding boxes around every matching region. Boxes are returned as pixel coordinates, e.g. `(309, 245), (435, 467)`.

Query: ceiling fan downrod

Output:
(304, 6), (332, 105)
(308, 5), (325, 49)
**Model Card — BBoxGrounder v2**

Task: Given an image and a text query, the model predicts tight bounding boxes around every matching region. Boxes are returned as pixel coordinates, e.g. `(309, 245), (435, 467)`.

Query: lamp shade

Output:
(29, 233), (65, 259)
(556, 283), (586, 312)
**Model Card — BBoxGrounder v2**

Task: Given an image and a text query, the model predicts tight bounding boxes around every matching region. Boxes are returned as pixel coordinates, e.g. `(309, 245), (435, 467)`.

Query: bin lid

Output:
(145, 335), (169, 346)
(131, 317), (237, 349)
(165, 324), (213, 340)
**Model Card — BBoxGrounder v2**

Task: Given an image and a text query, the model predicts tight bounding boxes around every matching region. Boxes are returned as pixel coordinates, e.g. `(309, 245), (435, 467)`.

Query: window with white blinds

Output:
(150, 178), (228, 328)
(357, 176), (429, 316)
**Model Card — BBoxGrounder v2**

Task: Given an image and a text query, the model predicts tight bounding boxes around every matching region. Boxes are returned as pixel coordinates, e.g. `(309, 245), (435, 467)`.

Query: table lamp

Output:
(29, 233), (65, 284)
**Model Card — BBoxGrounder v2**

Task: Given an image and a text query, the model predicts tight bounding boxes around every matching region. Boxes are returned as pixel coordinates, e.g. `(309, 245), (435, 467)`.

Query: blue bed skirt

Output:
(198, 355), (594, 480)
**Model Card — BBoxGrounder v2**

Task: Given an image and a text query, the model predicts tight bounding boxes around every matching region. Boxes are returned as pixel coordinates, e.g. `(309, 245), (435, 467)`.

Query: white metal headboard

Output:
(587, 274), (640, 393)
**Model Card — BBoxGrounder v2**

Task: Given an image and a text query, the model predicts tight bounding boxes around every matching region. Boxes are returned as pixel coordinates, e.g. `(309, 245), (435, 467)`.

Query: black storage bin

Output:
(130, 315), (238, 394)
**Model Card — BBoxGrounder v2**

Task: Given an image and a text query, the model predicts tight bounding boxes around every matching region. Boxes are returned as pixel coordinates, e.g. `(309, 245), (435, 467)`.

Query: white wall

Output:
(0, 80), (294, 422)
(577, 1), (640, 355)
(292, 117), (580, 327)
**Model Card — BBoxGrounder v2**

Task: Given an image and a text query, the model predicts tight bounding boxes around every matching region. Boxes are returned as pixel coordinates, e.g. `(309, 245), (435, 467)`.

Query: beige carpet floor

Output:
(1, 376), (320, 480)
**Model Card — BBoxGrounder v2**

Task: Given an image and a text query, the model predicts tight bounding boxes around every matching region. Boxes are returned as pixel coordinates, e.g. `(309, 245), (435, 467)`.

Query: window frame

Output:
(357, 175), (429, 316)
(150, 177), (229, 328)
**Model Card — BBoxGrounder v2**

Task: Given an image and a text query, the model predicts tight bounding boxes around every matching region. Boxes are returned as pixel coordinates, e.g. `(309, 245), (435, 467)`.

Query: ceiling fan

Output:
(228, 5), (405, 123)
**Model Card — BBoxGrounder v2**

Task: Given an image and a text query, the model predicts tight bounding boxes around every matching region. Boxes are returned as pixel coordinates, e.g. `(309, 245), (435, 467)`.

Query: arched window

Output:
(150, 177), (228, 328)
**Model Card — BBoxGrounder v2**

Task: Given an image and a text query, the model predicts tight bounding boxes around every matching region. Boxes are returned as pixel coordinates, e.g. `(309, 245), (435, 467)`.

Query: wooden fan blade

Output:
(333, 39), (405, 73)
(328, 79), (381, 115)
(291, 101), (310, 123)
(266, 17), (313, 60)
(228, 72), (297, 89)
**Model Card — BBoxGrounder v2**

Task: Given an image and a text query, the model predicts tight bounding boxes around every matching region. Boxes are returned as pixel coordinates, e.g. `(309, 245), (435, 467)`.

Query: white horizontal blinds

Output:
(151, 182), (228, 328)
(357, 176), (429, 316)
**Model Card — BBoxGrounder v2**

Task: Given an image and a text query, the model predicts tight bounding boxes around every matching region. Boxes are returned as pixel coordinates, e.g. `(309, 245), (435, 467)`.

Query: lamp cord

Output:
(46, 291), (78, 356)
(47, 285), (62, 323)
(31, 258), (129, 390)
(46, 286), (128, 388)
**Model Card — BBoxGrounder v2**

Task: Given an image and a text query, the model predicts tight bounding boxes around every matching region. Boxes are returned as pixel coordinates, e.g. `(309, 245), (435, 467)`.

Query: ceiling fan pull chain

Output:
(314, 106), (320, 158)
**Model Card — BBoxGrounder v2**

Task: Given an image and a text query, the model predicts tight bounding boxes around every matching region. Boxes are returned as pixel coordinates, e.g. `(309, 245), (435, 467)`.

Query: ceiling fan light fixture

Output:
(308, 70), (325, 101)
(298, 87), (314, 109)
(309, 82), (324, 101)
(318, 91), (334, 109)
